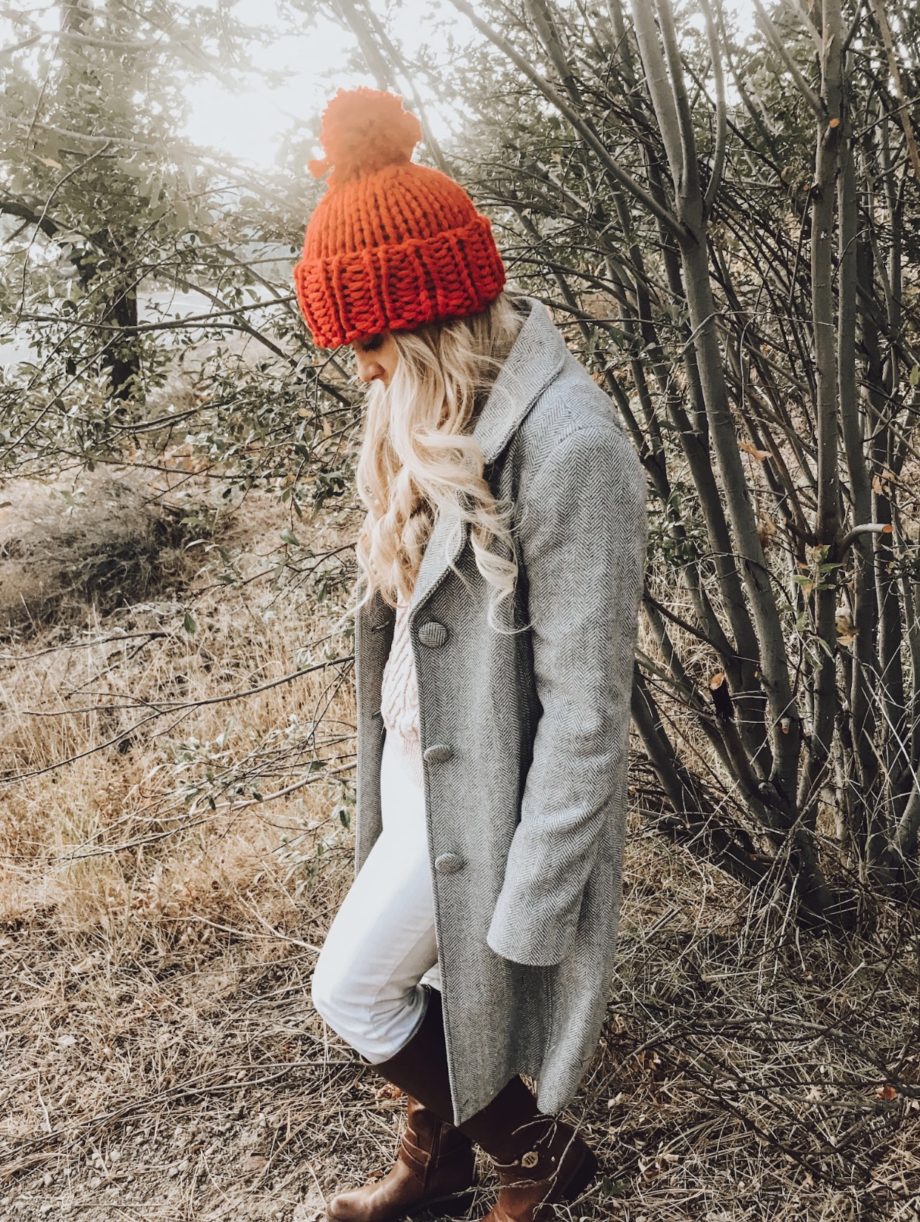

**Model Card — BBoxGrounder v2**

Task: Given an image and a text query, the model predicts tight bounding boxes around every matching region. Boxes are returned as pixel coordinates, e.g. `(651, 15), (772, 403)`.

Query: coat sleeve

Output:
(485, 421), (648, 967)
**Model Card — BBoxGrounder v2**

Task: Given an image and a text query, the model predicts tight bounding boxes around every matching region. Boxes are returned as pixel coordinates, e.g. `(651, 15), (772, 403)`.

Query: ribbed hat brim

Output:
(293, 213), (506, 350)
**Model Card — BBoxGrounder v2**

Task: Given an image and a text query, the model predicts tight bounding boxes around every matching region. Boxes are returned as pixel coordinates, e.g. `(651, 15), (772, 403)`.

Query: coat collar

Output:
(469, 294), (568, 463)
(358, 295), (569, 637)
(404, 294), (568, 617)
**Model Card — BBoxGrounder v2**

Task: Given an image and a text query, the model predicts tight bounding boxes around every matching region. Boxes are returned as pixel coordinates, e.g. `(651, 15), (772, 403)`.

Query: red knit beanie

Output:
(293, 87), (507, 350)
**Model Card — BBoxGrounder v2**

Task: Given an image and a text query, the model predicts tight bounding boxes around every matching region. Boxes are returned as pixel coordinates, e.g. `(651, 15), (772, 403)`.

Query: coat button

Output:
(418, 620), (449, 647)
(434, 852), (465, 874)
(423, 742), (453, 763)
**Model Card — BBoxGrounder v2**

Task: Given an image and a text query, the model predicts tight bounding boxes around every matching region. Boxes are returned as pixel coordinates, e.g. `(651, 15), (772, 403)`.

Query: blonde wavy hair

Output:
(348, 289), (528, 630)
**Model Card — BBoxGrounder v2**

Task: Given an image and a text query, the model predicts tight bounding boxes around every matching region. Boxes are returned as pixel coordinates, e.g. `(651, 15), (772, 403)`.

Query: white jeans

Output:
(311, 729), (442, 1063)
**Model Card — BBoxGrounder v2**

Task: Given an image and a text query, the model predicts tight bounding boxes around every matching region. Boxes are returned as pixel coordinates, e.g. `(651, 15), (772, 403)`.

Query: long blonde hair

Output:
(350, 289), (527, 628)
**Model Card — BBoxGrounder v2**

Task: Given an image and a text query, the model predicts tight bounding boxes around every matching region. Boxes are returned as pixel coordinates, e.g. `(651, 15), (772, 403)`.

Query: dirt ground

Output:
(1, 468), (918, 1221)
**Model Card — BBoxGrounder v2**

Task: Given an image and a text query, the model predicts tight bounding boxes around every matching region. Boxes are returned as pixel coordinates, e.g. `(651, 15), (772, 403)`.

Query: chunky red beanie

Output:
(293, 87), (507, 350)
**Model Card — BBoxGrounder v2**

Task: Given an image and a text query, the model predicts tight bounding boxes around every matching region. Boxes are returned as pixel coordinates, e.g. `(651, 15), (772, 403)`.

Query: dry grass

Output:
(0, 464), (918, 1220)
(0, 470), (211, 638)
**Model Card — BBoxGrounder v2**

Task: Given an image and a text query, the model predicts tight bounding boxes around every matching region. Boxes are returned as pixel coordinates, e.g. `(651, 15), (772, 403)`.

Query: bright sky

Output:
(184, 0), (758, 171)
(184, 0), (477, 170)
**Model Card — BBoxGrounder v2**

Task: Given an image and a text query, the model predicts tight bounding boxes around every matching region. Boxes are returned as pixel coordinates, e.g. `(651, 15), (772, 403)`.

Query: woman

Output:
(293, 87), (648, 1222)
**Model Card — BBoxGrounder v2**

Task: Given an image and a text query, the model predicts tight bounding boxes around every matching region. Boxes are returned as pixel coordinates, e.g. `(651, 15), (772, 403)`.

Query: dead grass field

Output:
(1, 464), (918, 1221)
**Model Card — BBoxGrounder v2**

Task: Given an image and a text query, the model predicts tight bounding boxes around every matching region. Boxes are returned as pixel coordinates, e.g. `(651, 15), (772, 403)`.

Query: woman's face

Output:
(351, 330), (399, 387)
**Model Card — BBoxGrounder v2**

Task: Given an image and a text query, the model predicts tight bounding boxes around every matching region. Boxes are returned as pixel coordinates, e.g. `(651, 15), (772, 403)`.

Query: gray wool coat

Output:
(351, 293), (649, 1126)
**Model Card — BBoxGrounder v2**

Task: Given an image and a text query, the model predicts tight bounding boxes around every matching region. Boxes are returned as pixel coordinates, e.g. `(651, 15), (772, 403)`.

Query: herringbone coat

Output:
(352, 294), (648, 1126)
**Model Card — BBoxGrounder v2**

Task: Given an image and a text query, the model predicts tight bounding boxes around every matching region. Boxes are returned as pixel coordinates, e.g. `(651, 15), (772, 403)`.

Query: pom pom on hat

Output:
(308, 86), (423, 186)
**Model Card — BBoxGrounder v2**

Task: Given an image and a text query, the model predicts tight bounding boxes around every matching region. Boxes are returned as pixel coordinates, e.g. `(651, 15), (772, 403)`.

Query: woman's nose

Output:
(355, 352), (386, 383)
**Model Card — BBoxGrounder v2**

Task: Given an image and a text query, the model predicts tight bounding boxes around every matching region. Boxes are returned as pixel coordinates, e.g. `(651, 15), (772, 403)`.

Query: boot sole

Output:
(325, 1187), (477, 1222)
(404, 1188), (478, 1217)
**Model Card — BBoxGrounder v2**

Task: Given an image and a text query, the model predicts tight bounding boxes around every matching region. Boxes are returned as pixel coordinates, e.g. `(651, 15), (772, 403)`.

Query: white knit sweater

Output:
(379, 593), (424, 784)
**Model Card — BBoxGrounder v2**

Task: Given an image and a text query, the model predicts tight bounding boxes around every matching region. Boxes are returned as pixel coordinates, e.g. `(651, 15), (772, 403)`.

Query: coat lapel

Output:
(407, 294), (568, 617)
(354, 294), (569, 715)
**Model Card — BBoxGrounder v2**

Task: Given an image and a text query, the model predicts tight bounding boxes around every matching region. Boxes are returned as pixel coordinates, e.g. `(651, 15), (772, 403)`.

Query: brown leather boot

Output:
(479, 1117), (598, 1221)
(325, 1091), (477, 1221)
(360, 985), (599, 1221)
